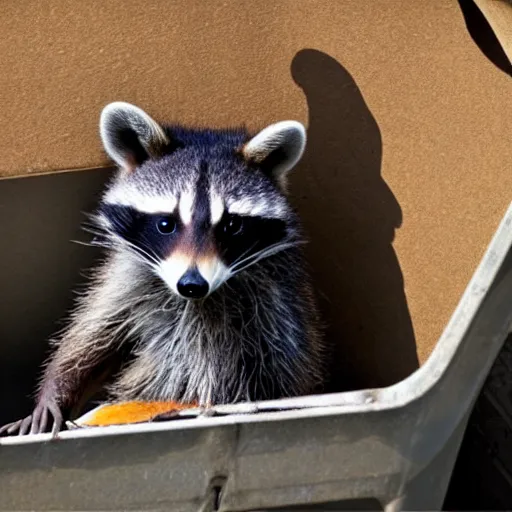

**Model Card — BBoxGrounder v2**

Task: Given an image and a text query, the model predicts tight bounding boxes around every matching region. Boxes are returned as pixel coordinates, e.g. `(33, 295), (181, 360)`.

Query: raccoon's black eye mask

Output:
(213, 211), (288, 269)
(97, 203), (289, 271)
(98, 204), (181, 262)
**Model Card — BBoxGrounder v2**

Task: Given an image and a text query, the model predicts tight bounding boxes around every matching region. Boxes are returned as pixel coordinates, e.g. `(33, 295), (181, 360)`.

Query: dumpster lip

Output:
(1, 199), (511, 446)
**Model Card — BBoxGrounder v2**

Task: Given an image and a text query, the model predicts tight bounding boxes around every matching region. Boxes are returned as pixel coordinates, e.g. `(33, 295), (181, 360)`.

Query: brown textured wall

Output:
(1, 0), (511, 389)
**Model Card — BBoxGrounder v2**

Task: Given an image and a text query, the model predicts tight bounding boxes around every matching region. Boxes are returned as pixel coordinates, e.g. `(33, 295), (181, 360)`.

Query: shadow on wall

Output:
(457, 0), (512, 77)
(290, 49), (419, 391)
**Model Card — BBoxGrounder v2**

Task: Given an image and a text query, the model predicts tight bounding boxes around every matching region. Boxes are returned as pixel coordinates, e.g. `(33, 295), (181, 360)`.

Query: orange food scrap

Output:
(81, 400), (198, 426)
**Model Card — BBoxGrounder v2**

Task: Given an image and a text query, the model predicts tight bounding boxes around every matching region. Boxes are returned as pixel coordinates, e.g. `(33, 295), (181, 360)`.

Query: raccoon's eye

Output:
(223, 215), (243, 236)
(156, 216), (177, 235)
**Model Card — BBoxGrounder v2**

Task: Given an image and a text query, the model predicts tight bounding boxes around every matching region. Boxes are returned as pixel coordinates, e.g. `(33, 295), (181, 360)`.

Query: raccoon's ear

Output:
(241, 121), (306, 190)
(99, 102), (170, 173)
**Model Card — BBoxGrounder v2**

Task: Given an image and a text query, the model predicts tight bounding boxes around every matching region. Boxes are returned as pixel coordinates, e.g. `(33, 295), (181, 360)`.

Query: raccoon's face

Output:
(96, 102), (306, 300)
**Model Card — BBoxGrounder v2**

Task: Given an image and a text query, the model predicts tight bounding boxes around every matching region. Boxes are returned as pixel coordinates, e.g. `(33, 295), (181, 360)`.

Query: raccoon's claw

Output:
(32, 401), (63, 437)
(19, 415), (33, 436)
(0, 402), (63, 438)
(0, 419), (24, 436)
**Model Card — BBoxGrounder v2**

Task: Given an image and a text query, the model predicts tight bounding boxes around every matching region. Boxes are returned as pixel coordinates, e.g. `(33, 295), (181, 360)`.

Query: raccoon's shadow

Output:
(291, 49), (419, 391)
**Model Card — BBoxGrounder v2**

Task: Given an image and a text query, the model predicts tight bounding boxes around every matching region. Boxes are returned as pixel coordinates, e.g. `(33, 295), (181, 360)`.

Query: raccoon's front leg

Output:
(0, 256), (138, 437)
(0, 330), (122, 437)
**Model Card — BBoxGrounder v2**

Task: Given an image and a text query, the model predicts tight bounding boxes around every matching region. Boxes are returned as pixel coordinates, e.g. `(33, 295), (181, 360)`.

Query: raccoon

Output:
(0, 102), (324, 436)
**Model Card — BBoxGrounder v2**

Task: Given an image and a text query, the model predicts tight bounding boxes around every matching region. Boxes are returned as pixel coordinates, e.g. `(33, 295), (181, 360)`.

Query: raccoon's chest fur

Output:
(108, 259), (320, 405)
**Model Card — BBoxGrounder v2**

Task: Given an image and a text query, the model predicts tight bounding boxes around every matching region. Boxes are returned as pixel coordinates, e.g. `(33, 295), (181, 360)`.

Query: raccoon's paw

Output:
(0, 400), (63, 438)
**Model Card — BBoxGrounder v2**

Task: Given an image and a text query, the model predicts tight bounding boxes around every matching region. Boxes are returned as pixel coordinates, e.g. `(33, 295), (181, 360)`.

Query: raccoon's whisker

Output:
(83, 221), (160, 269)
(111, 240), (153, 267)
(232, 238), (304, 268)
(228, 242), (260, 268)
(76, 237), (114, 252)
(81, 230), (109, 243)
(138, 234), (163, 266)
(80, 228), (114, 248)
(127, 243), (160, 267)
(70, 239), (101, 248)
(82, 221), (108, 235)
(209, 263), (229, 292)
(229, 240), (304, 274)
(109, 234), (161, 268)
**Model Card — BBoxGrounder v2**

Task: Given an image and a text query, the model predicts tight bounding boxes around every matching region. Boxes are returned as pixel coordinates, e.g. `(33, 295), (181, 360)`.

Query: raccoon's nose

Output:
(177, 269), (209, 299)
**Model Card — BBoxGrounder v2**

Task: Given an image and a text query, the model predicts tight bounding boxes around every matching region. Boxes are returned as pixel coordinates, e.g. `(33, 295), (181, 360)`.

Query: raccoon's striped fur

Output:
(0, 102), (324, 436)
